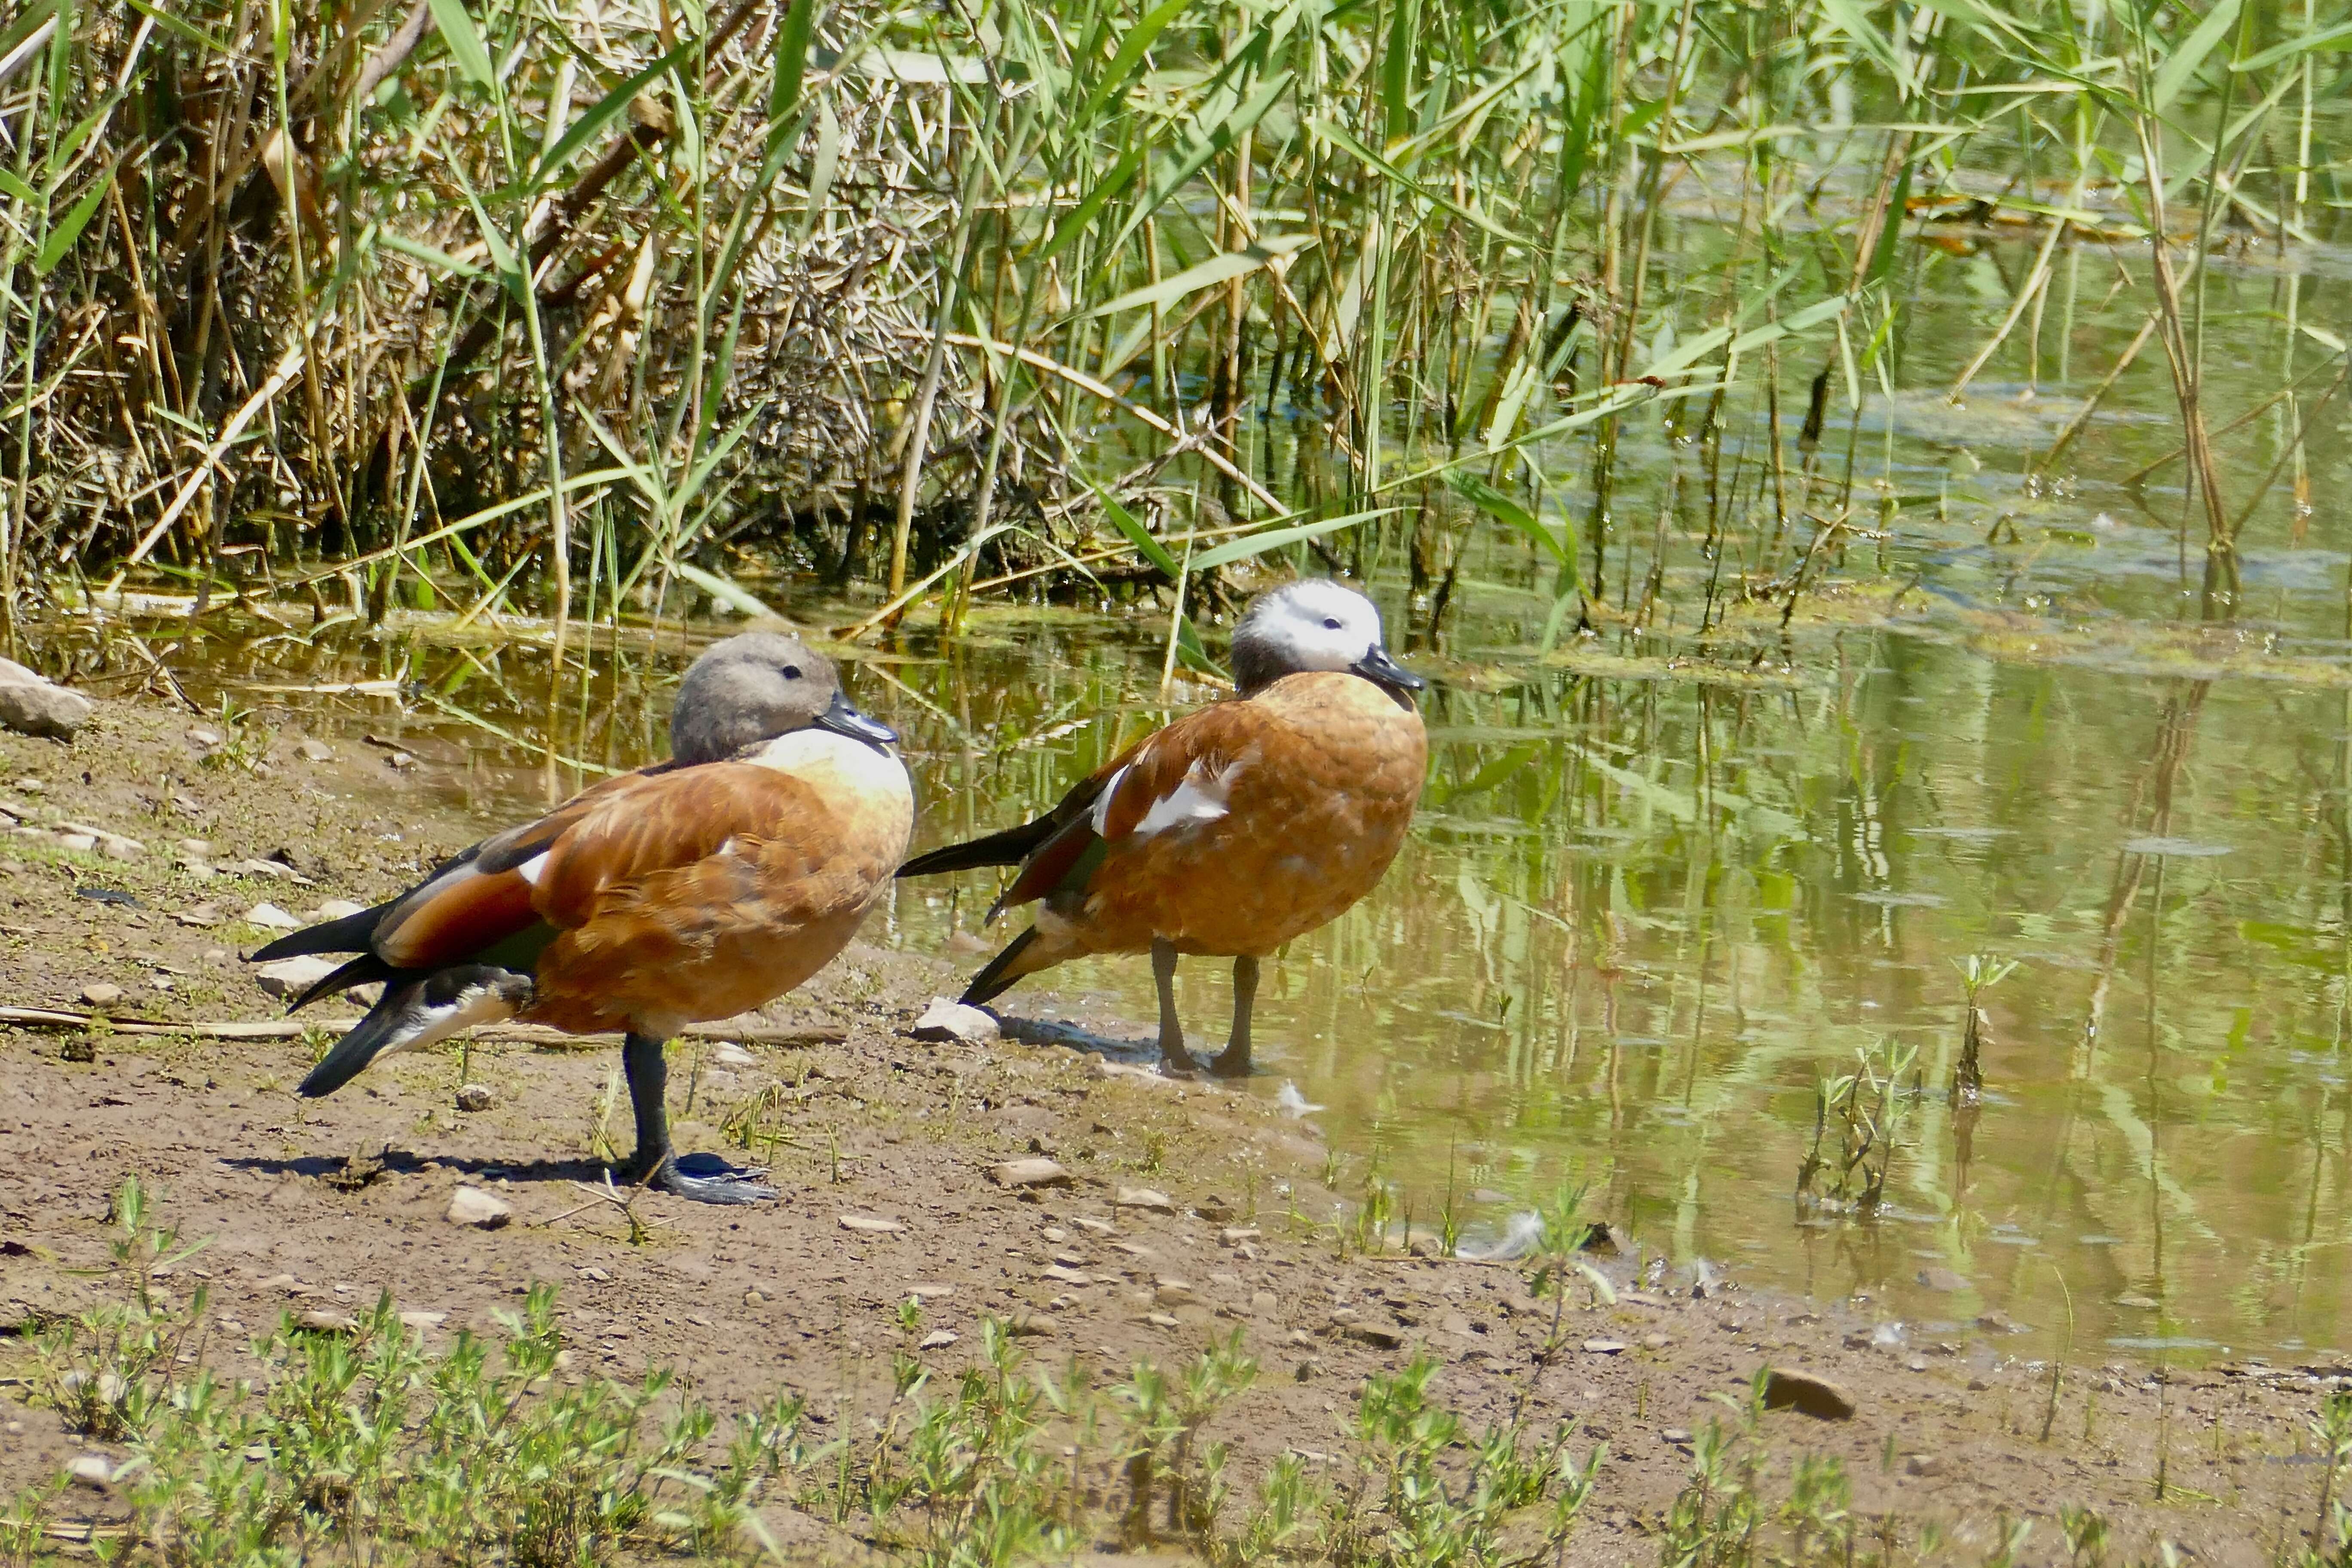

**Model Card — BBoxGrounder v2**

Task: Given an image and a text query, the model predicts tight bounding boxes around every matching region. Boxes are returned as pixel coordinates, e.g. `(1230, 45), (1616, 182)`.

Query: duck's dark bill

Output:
(815, 691), (899, 747)
(1351, 646), (1426, 692)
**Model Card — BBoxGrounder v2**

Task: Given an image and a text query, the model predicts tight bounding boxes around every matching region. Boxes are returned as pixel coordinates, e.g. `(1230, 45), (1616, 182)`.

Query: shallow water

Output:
(50, 224), (2352, 1365)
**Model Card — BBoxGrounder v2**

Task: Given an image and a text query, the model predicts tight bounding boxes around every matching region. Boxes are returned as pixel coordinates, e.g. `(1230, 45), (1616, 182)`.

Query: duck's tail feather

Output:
(298, 965), (532, 1098)
(251, 897), (397, 963)
(290, 952), (399, 1011)
(961, 928), (1049, 1007)
(898, 818), (1057, 879)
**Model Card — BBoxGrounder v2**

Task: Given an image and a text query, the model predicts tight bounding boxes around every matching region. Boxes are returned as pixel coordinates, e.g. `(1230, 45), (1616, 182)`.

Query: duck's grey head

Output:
(1228, 580), (1425, 705)
(670, 632), (897, 765)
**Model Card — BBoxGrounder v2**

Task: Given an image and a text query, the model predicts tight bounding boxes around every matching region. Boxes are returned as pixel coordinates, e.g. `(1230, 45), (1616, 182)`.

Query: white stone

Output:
(309, 899), (368, 922)
(909, 996), (1001, 1044)
(991, 1158), (1072, 1189)
(444, 1187), (511, 1228)
(255, 955), (342, 999)
(1113, 1187), (1174, 1213)
(245, 902), (302, 931)
(0, 659), (93, 739)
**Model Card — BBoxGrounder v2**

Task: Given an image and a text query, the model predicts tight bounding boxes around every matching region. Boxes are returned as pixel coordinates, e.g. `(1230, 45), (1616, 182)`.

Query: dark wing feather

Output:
(898, 817), (1061, 878)
(291, 952), (398, 1011)
(248, 892), (407, 963)
(898, 757), (1124, 879)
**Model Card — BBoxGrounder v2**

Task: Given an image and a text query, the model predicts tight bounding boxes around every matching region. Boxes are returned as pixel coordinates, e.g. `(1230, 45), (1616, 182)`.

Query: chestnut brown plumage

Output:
(252, 633), (911, 1204)
(900, 581), (1426, 1075)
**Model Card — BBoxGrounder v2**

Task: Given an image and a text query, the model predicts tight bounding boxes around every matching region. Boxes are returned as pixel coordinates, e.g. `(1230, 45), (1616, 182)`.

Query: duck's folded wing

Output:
(525, 763), (826, 927)
(366, 763), (811, 969)
(993, 702), (1262, 912)
(254, 765), (661, 969)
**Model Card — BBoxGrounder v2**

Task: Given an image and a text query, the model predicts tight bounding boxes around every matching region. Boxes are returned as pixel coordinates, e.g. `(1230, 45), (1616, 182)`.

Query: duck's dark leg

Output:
(1207, 955), (1259, 1078)
(616, 1033), (776, 1205)
(1151, 938), (1194, 1073)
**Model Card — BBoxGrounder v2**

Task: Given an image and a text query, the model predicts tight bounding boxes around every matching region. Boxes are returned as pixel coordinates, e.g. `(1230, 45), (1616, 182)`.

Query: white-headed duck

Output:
(900, 580), (1425, 1075)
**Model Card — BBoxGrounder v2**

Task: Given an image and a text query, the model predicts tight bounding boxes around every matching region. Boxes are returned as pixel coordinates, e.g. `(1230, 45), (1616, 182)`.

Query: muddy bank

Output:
(0, 697), (2344, 1563)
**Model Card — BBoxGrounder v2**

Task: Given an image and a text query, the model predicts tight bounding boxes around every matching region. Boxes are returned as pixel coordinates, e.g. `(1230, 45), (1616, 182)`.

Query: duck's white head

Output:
(1228, 580), (1425, 705)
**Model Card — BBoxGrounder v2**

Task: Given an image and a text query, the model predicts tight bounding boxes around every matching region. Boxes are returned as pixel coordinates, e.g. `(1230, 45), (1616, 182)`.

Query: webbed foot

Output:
(1204, 1045), (1252, 1079)
(621, 1150), (779, 1205)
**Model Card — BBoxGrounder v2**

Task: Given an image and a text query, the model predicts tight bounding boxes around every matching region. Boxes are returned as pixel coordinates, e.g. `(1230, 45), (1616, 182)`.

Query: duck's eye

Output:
(781, 665), (802, 680)
(1322, 618), (1343, 631)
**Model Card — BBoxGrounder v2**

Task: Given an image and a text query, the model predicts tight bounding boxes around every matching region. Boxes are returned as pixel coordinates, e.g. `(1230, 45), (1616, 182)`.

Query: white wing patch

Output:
(1131, 756), (1243, 837)
(1087, 765), (1132, 837)
(514, 852), (549, 886)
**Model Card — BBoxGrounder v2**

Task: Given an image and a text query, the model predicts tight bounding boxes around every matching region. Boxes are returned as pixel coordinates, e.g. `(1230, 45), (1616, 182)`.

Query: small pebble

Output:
(445, 1187), (512, 1228)
(909, 995), (1000, 1044)
(991, 1157), (1072, 1189)
(79, 982), (122, 1008)
(454, 1084), (495, 1113)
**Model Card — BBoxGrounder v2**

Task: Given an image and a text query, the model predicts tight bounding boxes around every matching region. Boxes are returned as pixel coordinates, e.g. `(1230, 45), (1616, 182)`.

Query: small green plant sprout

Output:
(1522, 1173), (1612, 1355)
(587, 1067), (622, 1166)
(556, 1171), (658, 1246)
(197, 695), (275, 773)
(1982, 1513), (2037, 1568)
(32, 1279), (799, 1564)
(1351, 1174), (1400, 1257)
(1795, 1037), (1918, 1219)
(34, 1176), (210, 1441)
(1663, 1372), (1860, 1568)
(2060, 1503), (2111, 1567)
(2309, 1389), (2352, 1551)
(888, 1298), (928, 1396)
(1343, 1355), (1602, 1566)
(1953, 953), (2019, 1106)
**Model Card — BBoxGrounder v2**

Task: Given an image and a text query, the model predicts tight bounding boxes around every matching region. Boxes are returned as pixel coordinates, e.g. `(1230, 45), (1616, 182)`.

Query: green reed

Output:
(0, 0), (2342, 642)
